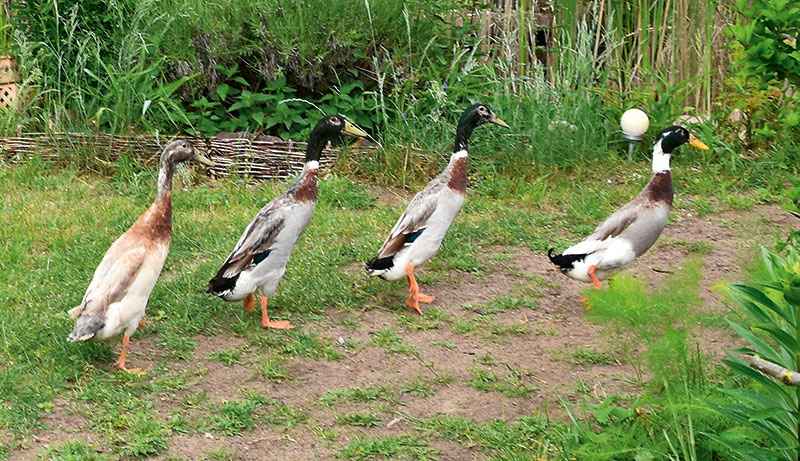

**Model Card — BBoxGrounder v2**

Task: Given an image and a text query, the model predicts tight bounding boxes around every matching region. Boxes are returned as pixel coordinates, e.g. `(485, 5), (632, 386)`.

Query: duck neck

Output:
(156, 158), (175, 203)
(446, 150), (468, 193)
(292, 160), (319, 203)
(305, 133), (328, 163)
(453, 123), (475, 153)
(651, 140), (671, 174)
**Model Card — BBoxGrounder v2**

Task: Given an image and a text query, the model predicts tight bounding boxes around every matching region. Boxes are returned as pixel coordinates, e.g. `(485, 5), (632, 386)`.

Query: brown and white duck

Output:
(68, 140), (214, 373)
(365, 104), (509, 314)
(207, 115), (367, 329)
(548, 125), (709, 287)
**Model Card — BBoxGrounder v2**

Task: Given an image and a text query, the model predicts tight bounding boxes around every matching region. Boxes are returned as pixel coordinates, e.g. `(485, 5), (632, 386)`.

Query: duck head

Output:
(161, 140), (214, 166)
(654, 125), (709, 154)
(306, 115), (368, 162)
(455, 104), (509, 152)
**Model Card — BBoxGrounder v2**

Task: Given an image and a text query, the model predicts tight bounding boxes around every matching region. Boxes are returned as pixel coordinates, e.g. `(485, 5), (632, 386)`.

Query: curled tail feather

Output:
(547, 248), (587, 271)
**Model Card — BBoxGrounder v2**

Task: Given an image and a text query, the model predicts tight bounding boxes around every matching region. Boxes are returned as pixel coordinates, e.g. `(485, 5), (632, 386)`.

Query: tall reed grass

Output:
(473, 0), (733, 114)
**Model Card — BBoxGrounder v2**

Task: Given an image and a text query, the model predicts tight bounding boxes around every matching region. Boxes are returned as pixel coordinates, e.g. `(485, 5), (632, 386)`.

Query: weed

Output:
(534, 326), (559, 336)
(418, 414), (561, 458)
(462, 296), (537, 315)
(204, 446), (238, 460)
(584, 256), (704, 383)
(208, 395), (271, 436)
(693, 198), (715, 216)
(369, 328), (418, 356)
(180, 391), (208, 409)
(321, 386), (397, 406)
(401, 379), (437, 398)
(398, 308), (449, 330)
(430, 340), (455, 350)
(467, 363), (537, 398)
(551, 347), (614, 366)
(157, 329), (198, 361)
(263, 402), (309, 428)
(39, 440), (110, 460)
(335, 412), (383, 428)
(337, 435), (439, 460)
(207, 347), (244, 366)
(254, 355), (293, 383)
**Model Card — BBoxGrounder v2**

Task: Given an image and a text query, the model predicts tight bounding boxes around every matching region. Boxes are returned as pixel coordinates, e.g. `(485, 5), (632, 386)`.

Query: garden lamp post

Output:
(620, 108), (649, 161)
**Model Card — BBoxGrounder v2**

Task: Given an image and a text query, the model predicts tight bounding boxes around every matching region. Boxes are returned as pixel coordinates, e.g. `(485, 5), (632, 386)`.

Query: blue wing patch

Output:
(404, 228), (425, 245)
(252, 249), (272, 265)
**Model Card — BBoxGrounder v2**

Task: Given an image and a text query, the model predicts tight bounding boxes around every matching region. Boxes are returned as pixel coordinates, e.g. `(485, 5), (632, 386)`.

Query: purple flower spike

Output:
(441, 82), (448, 89)
(402, 113), (407, 119)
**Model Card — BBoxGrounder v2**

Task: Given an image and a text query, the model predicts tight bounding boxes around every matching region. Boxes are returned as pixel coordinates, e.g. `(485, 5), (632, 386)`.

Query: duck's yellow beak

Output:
(689, 133), (709, 150)
(342, 120), (368, 138)
(489, 114), (510, 129)
(194, 152), (216, 167)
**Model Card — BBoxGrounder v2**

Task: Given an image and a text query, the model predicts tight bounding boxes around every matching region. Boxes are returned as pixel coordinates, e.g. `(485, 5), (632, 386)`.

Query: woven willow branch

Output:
(0, 132), (376, 180)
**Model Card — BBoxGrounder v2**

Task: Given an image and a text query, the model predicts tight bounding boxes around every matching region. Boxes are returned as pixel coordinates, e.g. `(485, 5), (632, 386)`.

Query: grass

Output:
(337, 435), (439, 460)
(370, 328), (419, 356)
(0, 148), (791, 458)
(321, 385), (398, 406)
(335, 412), (383, 428)
(551, 347), (615, 366)
(466, 363), (538, 398)
(461, 295), (537, 315)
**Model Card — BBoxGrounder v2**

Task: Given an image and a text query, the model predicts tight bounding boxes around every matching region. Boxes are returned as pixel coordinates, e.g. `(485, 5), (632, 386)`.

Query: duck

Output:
(547, 125), (709, 287)
(207, 115), (367, 329)
(365, 104), (509, 314)
(67, 140), (214, 373)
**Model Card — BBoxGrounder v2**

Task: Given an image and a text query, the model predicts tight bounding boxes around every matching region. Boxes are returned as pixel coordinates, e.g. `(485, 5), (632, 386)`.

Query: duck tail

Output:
(547, 248), (586, 271)
(67, 312), (104, 342)
(207, 269), (240, 297)
(364, 255), (394, 277)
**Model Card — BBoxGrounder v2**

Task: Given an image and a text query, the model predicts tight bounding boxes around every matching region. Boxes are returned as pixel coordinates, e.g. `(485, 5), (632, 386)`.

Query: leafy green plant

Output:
(712, 245), (800, 459)
(781, 175), (800, 249)
(0, 3), (16, 56)
(728, 0), (800, 88)
(180, 66), (378, 140)
(726, 0), (800, 136)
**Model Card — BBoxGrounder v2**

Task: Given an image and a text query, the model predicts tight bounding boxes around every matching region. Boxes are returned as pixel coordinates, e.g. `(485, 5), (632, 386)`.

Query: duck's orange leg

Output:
(588, 265), (602, 288)
(113, 334), (145, 374)
(113, 334), (130, 370)
(243, 293), (255, 313)
(260, 297), (294, 330)
(138, 317), (146, 328)
(406, 263), (435, 315)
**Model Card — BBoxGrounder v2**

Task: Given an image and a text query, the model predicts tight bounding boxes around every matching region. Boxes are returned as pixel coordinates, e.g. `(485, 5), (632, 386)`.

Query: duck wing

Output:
(67, 243), (147, 341)
(563, 201), (640, 256)
(368, 185), (441, 266)
(208, 200), (287, 292)
(589, 202), (639, 241)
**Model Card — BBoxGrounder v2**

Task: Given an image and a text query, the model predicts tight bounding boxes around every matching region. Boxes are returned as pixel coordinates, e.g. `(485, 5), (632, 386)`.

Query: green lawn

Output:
(0, 153), (785, 459)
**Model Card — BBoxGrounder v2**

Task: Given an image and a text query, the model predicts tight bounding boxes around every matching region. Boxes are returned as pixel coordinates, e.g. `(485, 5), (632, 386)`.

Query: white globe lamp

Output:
(620, 108), (649, 160)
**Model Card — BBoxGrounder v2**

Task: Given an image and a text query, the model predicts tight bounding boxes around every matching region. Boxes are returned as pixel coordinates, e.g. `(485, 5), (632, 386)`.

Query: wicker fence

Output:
(0, 132), (374, 180)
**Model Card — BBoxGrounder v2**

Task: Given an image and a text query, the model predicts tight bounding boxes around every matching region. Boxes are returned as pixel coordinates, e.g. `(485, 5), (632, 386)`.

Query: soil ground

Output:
(12, 204), (792, 460)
